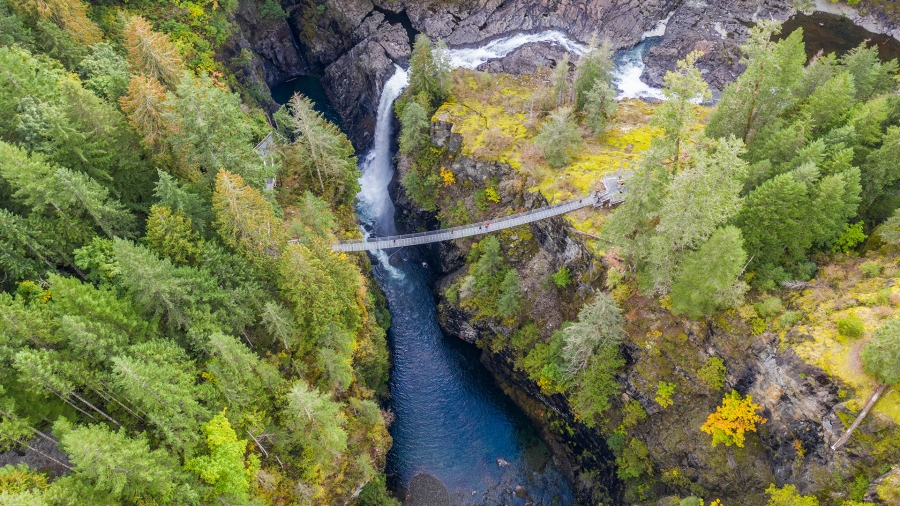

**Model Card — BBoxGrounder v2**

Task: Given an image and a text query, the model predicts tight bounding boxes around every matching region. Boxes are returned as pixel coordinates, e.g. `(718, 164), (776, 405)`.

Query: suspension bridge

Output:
(333, 174), (629, 252)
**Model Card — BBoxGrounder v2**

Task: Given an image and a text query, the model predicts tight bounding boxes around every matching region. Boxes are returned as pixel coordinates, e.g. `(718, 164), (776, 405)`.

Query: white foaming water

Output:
(614, 15), (671, 100)
(445, 31), (585, 69)
(356, 65), (409, 234)
(443, 28), (664, 99)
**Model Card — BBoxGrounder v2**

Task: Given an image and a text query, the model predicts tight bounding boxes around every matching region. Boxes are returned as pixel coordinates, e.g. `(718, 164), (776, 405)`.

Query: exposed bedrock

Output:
(231, 0), (899, 146)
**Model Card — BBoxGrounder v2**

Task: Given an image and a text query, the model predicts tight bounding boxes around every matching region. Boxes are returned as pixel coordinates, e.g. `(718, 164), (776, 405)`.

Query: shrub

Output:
(861, 317), (900, 385)
(619, 399), (647, 431)
(779, 310), (802, 329)
(837, 314), (865, 338)
(552, 266), (572, 288)
(755, 297), (782, 318)
(764, 484), (819, 506)
(616, 438), (652, 480)
(655, 381), (675, 408)
(697, 357), (726, 391)
(860, 260), (882, 277)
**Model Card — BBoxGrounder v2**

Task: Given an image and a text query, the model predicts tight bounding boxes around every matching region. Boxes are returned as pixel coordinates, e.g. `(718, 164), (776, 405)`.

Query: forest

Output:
(0, 0), (397, 504)
(1, 0), (900, 503)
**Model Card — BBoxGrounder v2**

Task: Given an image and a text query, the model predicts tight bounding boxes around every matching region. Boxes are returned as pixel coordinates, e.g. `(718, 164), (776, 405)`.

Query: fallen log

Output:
(831, 383), (888, 451)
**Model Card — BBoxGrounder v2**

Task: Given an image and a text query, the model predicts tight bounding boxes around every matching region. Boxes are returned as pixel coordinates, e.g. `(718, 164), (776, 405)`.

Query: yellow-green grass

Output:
(792, 266), (900, 423)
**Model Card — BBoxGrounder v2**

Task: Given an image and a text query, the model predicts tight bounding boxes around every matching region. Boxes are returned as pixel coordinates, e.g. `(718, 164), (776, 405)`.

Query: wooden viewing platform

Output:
(333, 173), (629, 253)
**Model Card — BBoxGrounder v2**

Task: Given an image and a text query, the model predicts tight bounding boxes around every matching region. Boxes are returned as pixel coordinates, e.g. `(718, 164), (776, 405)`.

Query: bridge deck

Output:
(333, 176), (627, 252)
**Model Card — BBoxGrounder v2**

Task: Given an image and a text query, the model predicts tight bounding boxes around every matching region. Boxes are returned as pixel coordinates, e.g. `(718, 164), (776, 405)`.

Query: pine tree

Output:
(561, 292), (625, 374)
(553, 54), (571, 107)
(670, 226), (748, 318)
(111, 340), (210, 450)
(840, 42), (899, 102)
(204, 332), (281, 415)
(408, 34), (451, 108)
(583, 79), (617, 136)
(653, 50), (710, 168)
(145, 205), (203, 265)
(78, 43), (129, 102)
(496, 269), (522, 318)
(398, 102), (431, 155)
(574, 37), (615, 111)
(213, 170), (286, 267)
(122, 16), (184, 86)
(282, 380), (348, 474)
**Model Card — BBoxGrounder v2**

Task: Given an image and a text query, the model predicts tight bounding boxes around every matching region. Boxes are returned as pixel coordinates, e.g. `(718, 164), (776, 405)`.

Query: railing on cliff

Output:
(332, 173), (629, 252)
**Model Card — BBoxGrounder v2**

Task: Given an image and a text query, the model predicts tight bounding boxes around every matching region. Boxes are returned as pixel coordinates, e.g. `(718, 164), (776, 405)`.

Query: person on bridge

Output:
(486, 222), (490, 228)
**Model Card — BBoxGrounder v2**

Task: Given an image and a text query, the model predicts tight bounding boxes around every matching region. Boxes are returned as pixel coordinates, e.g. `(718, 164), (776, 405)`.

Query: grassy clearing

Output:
(434, 68), (670, 239)
(791, 257), (900, 423)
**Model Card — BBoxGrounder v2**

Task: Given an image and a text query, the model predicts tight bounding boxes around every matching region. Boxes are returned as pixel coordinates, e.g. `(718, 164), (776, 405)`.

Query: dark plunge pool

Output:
(269, 75), (344, 128)
(781, 11), (900, 61)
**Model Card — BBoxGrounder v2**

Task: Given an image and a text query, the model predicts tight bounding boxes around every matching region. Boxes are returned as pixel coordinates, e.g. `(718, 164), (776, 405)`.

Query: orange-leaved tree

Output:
(701, 390), (767, 447)
(123, 16), (184, 86)
(13, 0), (102, 45)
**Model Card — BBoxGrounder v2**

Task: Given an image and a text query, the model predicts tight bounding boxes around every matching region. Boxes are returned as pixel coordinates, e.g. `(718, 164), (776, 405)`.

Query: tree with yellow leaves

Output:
(13, 0), (102, 45)
(123, 16), (184, 86)
(701, 390), (767, 448)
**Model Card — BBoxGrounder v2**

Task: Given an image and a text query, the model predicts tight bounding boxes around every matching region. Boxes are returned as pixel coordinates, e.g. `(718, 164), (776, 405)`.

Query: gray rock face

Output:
(477, 41), (570, 75)
(322, 18), (411, 148)
(642, 0), (794, 92)
(233, 0), (307, 87)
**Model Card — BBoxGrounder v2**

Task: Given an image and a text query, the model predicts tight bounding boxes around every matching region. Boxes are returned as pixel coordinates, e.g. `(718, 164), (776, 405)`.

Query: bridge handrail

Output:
(336, 192), (604, 246)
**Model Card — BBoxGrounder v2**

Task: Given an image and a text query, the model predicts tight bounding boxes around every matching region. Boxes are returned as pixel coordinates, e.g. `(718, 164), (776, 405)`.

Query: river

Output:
(270, 29), (668, 504)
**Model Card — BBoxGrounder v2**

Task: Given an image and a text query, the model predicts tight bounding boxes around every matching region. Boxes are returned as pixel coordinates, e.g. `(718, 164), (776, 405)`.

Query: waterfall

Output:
(356, 66), (409, 237)
(445, 31), (585, 69)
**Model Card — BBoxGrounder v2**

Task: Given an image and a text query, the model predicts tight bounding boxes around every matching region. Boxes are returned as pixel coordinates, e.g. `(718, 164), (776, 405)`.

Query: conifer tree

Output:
(561, 292), (625, 374)
(12, 0), (102, 45)
(119, 74), (170, 146)
(670, 226), (748, 318)
(408, 34), (451, 108)
(398, 101), (431, 155)
(861, 318), (900, 385)
(706, 21), (806, 145)
(573, 36), (615, 111)
(123, 16), (184, 86)
(285, 93), (359, 198)
(53, 417), (196, 503)
(653, 50), (710, 168)
(213, 170), (286, 263)
(111, 340), (210, 450)
(534, 107), (581, 168)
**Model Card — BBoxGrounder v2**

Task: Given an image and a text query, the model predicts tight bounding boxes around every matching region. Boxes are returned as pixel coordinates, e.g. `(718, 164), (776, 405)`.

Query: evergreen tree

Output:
(561, 292), (625, 374)
(164, 73), (269, 187)
(840, 42), (899, 102)
(573, 36), (615, 111)
(398, 102), (431, 155)
(53, 417), (198, 503)
(78, 43), (129, 102)
(285, 93), (359, 201)
(706, 21), (806, 145)
(653, 50), (710, 168)
(281, 380), (348, 480)
(123, 15), (183, 86)
(496, 269), (523, 318)
(144, 205), (203, 266)
(212, 170), (286, 264)
(583, 79), (617, 136)
(670, 226), (748, 318)
(111, 339), (211, 450)
(407, 34), (451, 108)
(553, 54), (571, 107)
(534, 107), (581, 168)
